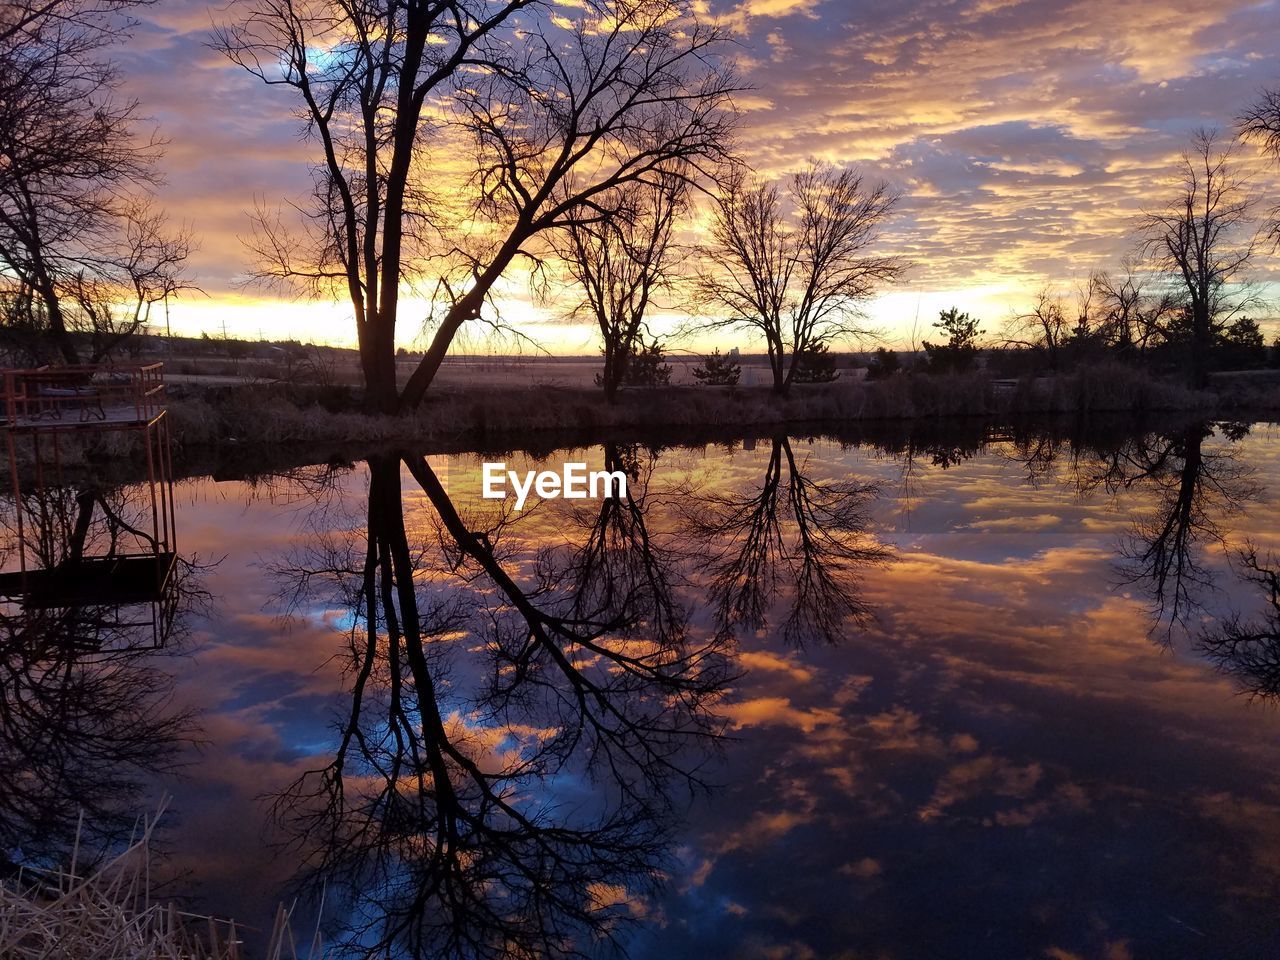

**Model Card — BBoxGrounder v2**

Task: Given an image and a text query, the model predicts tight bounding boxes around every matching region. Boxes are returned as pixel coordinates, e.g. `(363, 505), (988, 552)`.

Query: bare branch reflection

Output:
(1199, 544), (1280, 700)
(0, 480), (205, 870)
(1077, 422), (1256, 635)
(268, 452), (729, 959)
(681, 435), (892, 646)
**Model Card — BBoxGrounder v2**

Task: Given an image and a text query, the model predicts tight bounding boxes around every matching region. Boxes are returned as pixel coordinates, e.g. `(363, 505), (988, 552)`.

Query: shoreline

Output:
(16, 409), (1277, 490)
(7, 365), (1279, 478)
(165, 364), (1273, 447)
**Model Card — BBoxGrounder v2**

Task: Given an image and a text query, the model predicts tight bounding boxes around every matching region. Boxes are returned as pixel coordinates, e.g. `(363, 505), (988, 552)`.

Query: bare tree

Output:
(1199, 543), (1280, 700)
(0, 0), (145, 46)
(1001, 283), (1107, 370)
(553, 177), (686, 403)
(1141, 128), (1264, 387)
(0, 0), (190, 364)
(697, 163), (906, 395)
(1240, 85), (1280, 246)
(1093, 259), (1184, 357)
(219, 0), (737, 413)
(1069, 420), (1256, 637)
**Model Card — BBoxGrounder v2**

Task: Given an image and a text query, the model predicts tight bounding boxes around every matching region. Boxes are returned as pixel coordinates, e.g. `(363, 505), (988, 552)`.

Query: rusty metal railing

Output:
(1, 363), (167, 427)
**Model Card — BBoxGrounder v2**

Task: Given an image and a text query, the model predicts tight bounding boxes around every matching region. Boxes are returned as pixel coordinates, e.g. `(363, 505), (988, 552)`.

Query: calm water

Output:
(6, 419), (1280, 958)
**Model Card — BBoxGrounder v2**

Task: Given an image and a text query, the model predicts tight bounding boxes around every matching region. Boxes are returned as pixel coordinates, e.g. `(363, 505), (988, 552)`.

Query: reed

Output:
(0, 804), (322, 960)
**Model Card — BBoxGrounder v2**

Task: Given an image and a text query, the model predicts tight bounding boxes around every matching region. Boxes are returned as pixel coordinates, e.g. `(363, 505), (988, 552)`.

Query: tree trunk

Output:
(613, 345), (631, 401)
(360, 315), (400, 414)
(31, 271), (79, 364)
(602, 348), (620, 405)
(398, 230), (531, 412)
(769, 338), (787, 396)
(1191, 298), (1212, 390)
(399, 313), (464, 412)
(600, 342), (619, 404)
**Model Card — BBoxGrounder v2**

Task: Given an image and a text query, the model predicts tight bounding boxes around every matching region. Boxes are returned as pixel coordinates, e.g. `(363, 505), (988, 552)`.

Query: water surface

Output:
(5, 419), (1280, 958)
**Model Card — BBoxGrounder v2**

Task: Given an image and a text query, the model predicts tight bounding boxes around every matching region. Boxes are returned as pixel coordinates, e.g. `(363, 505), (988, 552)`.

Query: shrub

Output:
(864, 347), (901, 380)
(792, 341), (839, 383)
(923, 307), (982, 373)
(692, 348), (741, 386)
(613, 338), (672, 387)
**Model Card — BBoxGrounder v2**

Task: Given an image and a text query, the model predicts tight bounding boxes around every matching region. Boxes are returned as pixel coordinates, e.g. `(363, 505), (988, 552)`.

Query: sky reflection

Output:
(31, 421), (1280, 958)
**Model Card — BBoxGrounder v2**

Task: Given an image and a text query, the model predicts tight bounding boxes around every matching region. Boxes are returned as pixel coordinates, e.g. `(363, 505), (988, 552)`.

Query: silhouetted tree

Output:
(267, 453), (729, 958)
(0, 0), (190, 365)
(681, 435), (893, 645)
(692, 348), (741, 385)
(1240, 85), (1280, 246)
(1076, 421), (1256, 636)
(219, 0), (737, 413)
(1219, 316), (1268, 369)
(0, 0), (147, 45)
(556, 177), (686, 403)
(697, 162), (905, 395)
(1093, 259), (1185, 358)
(1141, 128), (1264, 387)
(923, 307), (981, 373)
(613, 337), (672, 387)
(792, 340), (840, 383)
(863, 346), (900, 380)
(1199, 544), (1280, 700)
(1002, 288), (1075, 371)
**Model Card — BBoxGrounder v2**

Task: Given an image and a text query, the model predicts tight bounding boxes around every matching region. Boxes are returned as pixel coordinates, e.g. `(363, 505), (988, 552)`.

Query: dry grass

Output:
(26, 364), (1232, 469)
(162, 364), (1217, 447)
(0, 805), (321, 960)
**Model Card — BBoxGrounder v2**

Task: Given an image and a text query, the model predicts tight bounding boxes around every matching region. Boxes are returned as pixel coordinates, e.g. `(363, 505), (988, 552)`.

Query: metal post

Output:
(161, 412), (176, 553)
(6, 430), (25, 579)
(144, 418), (161, 559)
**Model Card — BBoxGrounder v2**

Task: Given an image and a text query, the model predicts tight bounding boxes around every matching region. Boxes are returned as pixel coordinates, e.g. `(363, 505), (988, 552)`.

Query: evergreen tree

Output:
(923, 308), (982, 373)
(692, 349), (741, 385)
(792, 341), (840, 383)
(597, 338), (671, 387)
(1219, 316), (1268, 369)
(864, 347), (901, 380)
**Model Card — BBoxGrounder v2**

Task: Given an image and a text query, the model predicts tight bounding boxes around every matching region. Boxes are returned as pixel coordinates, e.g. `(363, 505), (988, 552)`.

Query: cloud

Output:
(723, 695), (842, 732)
(114, 0), (1280, 344)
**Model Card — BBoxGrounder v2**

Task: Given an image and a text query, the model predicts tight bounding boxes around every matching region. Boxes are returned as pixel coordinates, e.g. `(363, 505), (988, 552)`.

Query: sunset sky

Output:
(120, 0), (1280, 351)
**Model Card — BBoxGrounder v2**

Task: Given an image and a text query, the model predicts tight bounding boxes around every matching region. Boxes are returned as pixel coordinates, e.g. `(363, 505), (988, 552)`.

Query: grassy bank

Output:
(19, 363), (1279, 471)
(165, 362), (1232, 447)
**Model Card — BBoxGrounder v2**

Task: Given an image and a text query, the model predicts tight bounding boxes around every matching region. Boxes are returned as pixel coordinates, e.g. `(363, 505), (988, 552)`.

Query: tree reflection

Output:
(270, 452), (729, 959)
(550, 444), (683, 656)
(0, 480), (204, 870)
(1074, 421), (1255, 634)
(1199, 544), (1280, 700)
(681, 435), (891, 646)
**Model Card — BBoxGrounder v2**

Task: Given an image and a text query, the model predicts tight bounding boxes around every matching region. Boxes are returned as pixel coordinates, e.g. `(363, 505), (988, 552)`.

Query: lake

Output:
(5, 417), (1280, 958)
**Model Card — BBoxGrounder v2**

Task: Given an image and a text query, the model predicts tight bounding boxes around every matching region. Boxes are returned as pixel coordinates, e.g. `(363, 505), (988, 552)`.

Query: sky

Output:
(118, 0), (1280, 351)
